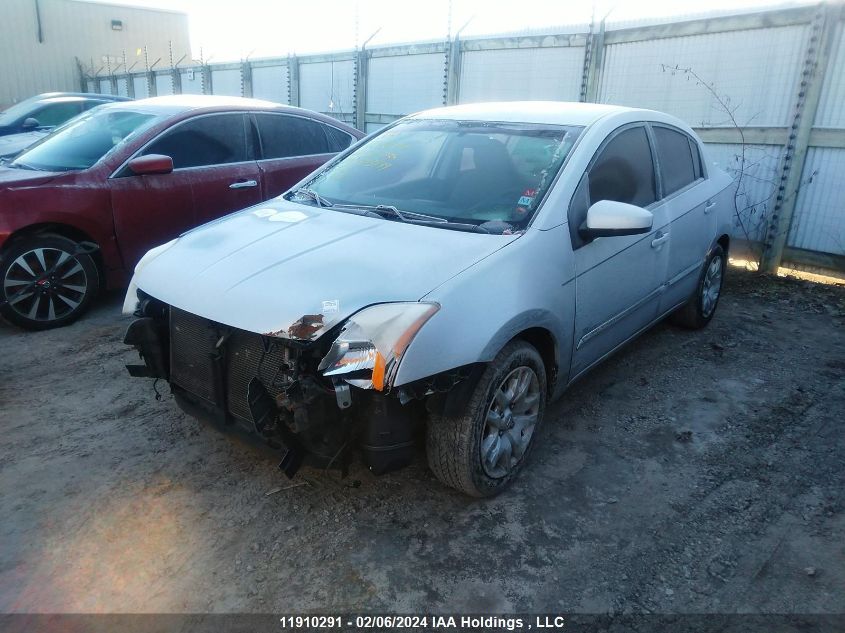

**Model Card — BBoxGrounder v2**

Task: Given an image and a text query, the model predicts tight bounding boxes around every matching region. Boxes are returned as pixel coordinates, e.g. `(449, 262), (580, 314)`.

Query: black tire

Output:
(426, 340), (547, 497)
(670, 244), (726, 330)
(0, 233), (99, 330)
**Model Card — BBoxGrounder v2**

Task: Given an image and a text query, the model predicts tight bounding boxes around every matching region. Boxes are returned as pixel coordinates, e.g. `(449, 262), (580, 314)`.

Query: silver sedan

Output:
(124, 101), (734, 497)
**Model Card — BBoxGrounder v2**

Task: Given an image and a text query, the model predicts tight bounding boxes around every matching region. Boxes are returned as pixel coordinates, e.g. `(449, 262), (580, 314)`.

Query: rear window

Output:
(653, 126), (697, 196)
(255, 114), (344, 159)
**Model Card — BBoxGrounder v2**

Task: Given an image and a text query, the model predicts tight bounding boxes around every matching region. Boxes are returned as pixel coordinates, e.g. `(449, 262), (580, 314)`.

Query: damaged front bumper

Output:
(123, 297), (434, 477)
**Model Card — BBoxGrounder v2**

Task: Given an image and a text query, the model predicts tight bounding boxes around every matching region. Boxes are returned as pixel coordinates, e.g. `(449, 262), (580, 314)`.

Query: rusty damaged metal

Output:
(286, 313), (325, 340)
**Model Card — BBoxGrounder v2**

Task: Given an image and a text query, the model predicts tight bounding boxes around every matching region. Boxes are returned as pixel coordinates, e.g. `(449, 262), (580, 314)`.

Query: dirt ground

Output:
(0, 267), (843, 616)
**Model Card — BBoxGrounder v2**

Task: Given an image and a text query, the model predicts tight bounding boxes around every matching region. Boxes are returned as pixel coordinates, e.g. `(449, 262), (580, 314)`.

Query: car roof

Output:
(93, 94), (352, 123)
(409, 101), (644, 126)
(36, 92), (130, 102)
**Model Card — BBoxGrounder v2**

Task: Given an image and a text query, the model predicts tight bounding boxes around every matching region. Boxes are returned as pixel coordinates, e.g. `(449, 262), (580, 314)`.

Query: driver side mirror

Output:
(579, 200), (653, 239)
(22, 117), (40, 130)
(127, 154), (174, 176)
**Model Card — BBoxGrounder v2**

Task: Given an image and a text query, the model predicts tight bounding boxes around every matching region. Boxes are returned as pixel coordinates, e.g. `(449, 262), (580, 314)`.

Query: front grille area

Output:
(170, 308), (217, 404)
(226, 329), (291, 422)
(169, 307), (295, 424)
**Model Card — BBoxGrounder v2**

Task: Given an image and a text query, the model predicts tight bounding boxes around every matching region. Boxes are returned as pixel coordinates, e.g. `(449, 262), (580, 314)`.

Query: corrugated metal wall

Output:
(132, 75), (149, 99)
(299, 59), (355, 120)
(180, 69), (203, 95)
(211, 67), (242, 97)
(84, 5), (845, 267)
(460, 47), (584, 103)
(252, 64), (289, 104)
(814, 20), (845, 128)
(154, 74), (173, 96)
(599, 26), (808, 127)
(367, 53), (445, 115)
(0, 0), (189, 106)
(788, 19), (845, 258)
(789, 148), (845, 254)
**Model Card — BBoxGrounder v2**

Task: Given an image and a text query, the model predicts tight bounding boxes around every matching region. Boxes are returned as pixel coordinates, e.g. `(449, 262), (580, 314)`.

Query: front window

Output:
(141, 114), (248, 169)
(11, 109), (164, 172)
(299, 119), (582, 230)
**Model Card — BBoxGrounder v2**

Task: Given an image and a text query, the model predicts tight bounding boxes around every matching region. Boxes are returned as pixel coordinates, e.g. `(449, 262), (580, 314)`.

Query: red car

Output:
(0, 95), (363, 330)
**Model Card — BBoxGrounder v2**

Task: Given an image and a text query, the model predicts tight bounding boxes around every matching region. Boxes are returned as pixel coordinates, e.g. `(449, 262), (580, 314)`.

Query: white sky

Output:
(94, 0), (814, 62)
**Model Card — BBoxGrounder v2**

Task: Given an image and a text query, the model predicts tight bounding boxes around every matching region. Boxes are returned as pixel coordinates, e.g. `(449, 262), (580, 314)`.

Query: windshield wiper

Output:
(374, 205), (448, 223)
(330, 203), (448, 224)
(330, 206), (382, 219)
(9, 160), (50, 171)
(8, 161), (42, 171)
(412, 220), (491, 234)
(288, 187), (333, 208)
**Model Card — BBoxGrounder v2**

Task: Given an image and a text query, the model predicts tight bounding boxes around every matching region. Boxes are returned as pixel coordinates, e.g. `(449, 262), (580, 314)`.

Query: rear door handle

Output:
(651, 231), (669, 248)
(229, 179), (258, 189)
(704, 200), (716, 214)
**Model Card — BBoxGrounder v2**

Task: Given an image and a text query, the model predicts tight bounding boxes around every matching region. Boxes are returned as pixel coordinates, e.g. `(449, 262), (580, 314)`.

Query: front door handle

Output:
(229, 179), (258, 189)
(704, 200), (716, 214)
(651, 231), (669, 249)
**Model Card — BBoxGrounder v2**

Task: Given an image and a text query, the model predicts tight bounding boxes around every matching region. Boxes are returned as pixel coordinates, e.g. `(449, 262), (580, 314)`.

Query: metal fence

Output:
(82, 3), (845, 274)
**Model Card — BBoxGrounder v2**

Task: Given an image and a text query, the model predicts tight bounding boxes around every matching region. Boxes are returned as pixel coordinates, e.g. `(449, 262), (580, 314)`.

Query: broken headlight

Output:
(318, 302), (439, 391)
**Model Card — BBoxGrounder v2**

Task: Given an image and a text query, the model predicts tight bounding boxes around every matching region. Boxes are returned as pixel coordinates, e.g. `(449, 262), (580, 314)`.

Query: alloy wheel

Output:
(701, 254), (723, 318)
(480, 365), (541, 478)
(3, 247), (88, 323)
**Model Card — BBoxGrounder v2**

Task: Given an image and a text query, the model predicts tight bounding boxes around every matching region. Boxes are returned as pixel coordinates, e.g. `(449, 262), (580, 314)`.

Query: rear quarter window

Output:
(653, 126), (698, 196)
(255, 114), (333, 159)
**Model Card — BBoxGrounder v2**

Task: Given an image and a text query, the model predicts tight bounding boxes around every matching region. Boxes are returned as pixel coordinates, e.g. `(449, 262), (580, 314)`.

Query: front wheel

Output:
(0, 234), (100, 330)
(426, 340), (547, 497)
(670, 244), (726, 330)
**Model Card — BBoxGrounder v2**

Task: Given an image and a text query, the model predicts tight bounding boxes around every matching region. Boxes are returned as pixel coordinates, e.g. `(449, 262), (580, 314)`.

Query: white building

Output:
(0, 0), (189, 106)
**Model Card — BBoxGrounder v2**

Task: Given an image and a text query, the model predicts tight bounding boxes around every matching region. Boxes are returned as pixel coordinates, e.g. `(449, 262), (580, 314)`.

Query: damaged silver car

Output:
(123, 102), (733, 497)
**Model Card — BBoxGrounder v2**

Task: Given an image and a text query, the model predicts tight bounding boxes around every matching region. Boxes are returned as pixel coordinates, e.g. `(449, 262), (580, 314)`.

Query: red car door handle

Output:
(229, 179), (258, 189)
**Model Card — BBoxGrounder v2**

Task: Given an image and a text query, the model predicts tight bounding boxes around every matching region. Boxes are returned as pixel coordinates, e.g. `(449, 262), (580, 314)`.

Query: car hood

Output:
(135, 199), (520, 340)
(0, 131), (48, 158)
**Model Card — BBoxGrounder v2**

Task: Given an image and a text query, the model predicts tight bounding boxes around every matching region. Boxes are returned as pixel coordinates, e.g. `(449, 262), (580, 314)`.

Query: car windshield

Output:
(301, 119), (582, 230)
(10, 109), (163, 172)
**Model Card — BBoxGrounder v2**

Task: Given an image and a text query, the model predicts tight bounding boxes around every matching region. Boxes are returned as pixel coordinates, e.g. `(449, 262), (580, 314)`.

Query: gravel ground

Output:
(0, 268), (843, 616)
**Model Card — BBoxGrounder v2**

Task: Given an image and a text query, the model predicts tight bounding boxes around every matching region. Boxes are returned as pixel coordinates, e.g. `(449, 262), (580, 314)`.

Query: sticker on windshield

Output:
(516, 188), (537, 215)
(322, 299), (339, 313)
(517, 188), (537, 205)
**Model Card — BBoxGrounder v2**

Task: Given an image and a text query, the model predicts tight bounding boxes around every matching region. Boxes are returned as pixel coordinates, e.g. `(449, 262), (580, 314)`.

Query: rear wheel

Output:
(426, 340), (546, 497)
(670, 244), (725, 329)
(0, 234), (99, 330)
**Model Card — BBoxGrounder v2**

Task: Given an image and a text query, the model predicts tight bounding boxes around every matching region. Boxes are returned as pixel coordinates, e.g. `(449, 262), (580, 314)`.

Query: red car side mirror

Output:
(128, 154), (174, 176)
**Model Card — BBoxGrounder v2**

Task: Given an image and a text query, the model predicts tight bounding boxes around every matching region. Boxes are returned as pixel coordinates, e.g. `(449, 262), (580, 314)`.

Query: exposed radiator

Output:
(169, 307), (293, 423)
(226, 329), (291, 423)
(169, 307), (217, 404)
